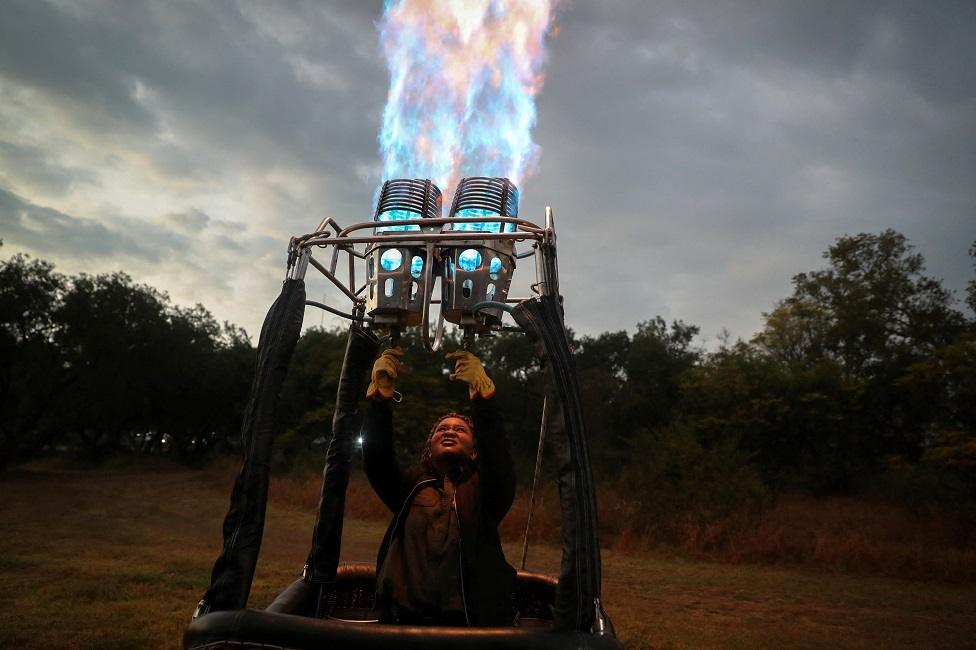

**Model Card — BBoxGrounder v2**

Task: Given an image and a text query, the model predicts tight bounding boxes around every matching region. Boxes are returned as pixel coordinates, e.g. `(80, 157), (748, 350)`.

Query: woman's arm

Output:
(362, 399), (412, 513)
(362, 348), (412, 513)
(445, 350), (516, 521)
(471, 396), (516, 522)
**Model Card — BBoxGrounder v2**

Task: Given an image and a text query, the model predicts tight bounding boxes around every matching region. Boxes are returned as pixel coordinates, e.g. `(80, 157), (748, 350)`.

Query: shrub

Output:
(610, 422), (769, 546)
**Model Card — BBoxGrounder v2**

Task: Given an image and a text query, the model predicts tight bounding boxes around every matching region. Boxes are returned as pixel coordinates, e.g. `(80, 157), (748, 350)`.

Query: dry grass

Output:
(2, 459), (975, 649)
(269, 470), (390, 521)
(599, 493), (976, 583)
(689, 495), (976, 581)
(273, 470), (976, 583)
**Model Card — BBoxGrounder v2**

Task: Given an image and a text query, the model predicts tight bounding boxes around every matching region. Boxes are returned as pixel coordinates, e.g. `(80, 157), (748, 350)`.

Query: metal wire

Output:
(520, 397), (549, 571)
(308, 256), (359, 304)
(304, 300), (371, 322)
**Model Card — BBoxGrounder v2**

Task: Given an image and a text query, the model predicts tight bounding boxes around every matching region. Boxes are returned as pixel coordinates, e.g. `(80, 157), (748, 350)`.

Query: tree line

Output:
(0, 243), (254, 465)
(2, 232), (974, 520)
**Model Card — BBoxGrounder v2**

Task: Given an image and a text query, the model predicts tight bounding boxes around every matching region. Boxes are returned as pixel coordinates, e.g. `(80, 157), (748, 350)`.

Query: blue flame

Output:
(458, 248), (483, 271)
(380, 249), (403, 271)
(376, 208), (421, 233)
(377, 0), (558, 198)
(451, 207), (516, 233)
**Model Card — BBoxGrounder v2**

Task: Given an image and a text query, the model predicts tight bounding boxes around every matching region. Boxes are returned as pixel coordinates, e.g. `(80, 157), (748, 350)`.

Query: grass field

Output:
(1, 460), (975, 649)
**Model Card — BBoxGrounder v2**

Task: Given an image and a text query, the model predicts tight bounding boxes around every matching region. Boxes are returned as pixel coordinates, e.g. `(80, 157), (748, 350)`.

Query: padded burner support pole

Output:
(194, 278), (307, 617)
(303, 325), (379, 602)
(512, 296), (601, 633)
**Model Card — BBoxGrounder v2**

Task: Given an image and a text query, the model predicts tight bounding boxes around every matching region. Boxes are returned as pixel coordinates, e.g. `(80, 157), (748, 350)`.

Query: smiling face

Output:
(429, 416), (477, 467)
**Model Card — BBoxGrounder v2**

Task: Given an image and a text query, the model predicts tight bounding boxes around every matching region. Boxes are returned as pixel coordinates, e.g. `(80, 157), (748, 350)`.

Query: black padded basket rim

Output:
(374, 178), (443, 220)
(297, 564), (558, 622)
(449, 176), (519, 217)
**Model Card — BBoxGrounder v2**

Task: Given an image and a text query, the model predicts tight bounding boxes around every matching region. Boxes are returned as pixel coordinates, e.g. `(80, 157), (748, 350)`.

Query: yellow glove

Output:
(366, 347), (403, 400)
(446, 350), (495, 399)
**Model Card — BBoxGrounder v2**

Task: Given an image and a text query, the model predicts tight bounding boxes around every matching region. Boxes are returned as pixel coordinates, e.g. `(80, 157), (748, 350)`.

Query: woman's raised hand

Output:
(366, 347), (404, 400)
(445, 350), (495, 399)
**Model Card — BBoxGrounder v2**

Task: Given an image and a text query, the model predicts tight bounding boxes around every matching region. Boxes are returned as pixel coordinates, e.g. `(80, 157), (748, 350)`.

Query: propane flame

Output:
(378, 0), (559, 198)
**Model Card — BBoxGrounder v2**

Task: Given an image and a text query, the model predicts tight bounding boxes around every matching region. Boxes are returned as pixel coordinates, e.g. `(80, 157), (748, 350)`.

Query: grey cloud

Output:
(162, 210), (253, 254)
(1, 1), (972, 339)
(0, 185), (283, 331)
(0, 0), (386, 189)
(164, 208), (211, 232)
(562, 1), (976, 106)
(516, 0), (976, 339)
(210, 233), (247, 254)
(0, 186), (156, 260)
(0, 140), (98, 196)
(0, 188), (250, 266)
(0, 1), (157, 133)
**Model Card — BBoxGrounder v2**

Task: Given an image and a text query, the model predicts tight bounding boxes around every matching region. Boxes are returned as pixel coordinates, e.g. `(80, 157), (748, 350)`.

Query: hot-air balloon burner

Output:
(288, 175), (556, 351)
(365, 178), (443, 328)
(441, 176), (519, 330)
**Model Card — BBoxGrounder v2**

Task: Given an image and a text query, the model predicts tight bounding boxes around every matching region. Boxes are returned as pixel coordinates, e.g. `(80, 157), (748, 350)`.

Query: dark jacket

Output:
(363, 397), (517, 626)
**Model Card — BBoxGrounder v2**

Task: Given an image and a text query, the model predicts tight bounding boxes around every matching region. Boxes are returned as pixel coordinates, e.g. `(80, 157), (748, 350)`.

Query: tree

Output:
(0, 252), (69, 465)
(898, 333), (976, 472)
(762, 230), (964, 378)
(682, 340), (861, 491)
(53, 272), (174, 457)
(619, 317), (700, 429)
(753, 230), (969, 480)
(573, 330), (630, 471)
(273, 327), (349, 471)
(968, 241), (976, 315)
(476, 329), (544, 469)
(0, 250), (256, 466)
(145, 303), (254, 463)
(753, 299), (831, 366)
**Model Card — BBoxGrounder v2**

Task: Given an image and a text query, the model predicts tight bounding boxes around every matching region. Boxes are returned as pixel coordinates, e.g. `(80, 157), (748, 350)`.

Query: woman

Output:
(363, 348), (517, 626)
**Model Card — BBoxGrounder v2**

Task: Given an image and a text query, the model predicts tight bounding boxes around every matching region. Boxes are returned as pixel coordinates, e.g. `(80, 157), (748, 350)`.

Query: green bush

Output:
(611, 421), (769, 538)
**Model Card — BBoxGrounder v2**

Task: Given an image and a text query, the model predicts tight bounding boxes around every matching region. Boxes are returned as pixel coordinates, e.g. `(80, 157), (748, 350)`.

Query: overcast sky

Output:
(1, 0), (973, 344)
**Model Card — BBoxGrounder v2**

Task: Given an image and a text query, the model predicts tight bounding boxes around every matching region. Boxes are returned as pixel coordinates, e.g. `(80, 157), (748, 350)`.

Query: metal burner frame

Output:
(285, 208), (560, 351)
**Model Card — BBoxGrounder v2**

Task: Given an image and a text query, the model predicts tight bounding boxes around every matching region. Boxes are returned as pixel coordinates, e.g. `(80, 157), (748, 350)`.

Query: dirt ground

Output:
(1, 460), (974, 649)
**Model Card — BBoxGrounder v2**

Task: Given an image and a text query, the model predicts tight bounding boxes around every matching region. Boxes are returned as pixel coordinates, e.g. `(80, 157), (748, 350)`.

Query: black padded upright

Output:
(303, 325), (379, 608)
(195, 278), (306, 615)
(512, 296), (602, 633)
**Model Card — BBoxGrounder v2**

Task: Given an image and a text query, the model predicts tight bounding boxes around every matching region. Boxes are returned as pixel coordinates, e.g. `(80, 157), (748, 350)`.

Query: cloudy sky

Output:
(1, 0), (973, 344)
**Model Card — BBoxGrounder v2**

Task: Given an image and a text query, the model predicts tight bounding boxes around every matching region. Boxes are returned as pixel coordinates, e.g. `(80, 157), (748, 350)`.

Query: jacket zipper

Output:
(452, 492), (470, 626)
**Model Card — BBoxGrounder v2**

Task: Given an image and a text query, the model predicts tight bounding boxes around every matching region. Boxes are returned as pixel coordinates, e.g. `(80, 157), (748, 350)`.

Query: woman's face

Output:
(430, 416), (477, 464)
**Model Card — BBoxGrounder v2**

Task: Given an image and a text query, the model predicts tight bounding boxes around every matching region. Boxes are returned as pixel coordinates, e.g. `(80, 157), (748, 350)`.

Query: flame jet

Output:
(378, 0), (560, 199)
